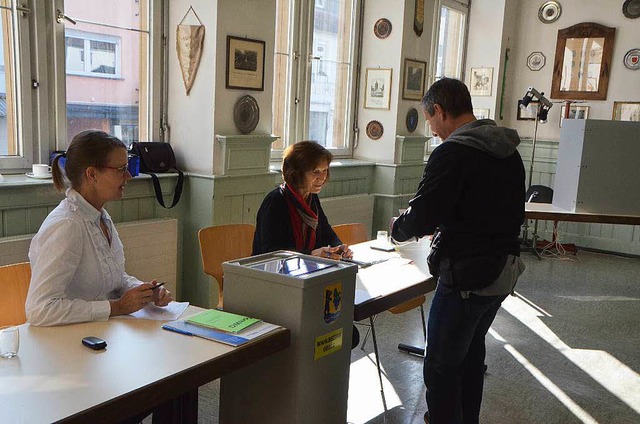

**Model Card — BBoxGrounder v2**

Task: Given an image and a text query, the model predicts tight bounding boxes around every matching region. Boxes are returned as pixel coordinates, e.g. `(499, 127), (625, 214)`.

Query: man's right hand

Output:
(109, 284), (154, 316)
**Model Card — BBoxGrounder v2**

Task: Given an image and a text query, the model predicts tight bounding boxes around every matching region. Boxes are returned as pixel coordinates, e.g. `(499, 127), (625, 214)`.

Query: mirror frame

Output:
(551, 22), (616, 100)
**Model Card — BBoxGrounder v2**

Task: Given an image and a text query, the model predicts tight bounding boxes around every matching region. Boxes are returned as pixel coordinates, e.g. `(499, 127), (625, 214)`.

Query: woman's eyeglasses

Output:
(103, 165), (130, 176)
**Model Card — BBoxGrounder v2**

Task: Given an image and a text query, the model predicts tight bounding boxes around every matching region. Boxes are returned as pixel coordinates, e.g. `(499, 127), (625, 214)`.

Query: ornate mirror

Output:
(550, 22), (616, 100)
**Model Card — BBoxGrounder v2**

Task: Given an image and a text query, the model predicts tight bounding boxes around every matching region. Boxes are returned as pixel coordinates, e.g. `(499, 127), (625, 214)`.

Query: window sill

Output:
(0, 173), (178, 189)
(268, 158), (374, 172)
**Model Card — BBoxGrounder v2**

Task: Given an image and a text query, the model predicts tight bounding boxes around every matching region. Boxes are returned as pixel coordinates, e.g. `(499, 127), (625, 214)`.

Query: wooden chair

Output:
(198, 224), (255, 309)
(333, 223), (427, 391)
(0, 262), (31, 326)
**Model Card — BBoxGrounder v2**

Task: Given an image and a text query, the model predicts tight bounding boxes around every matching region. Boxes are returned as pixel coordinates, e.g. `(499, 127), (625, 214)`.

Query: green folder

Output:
(186, 309), (261, 333)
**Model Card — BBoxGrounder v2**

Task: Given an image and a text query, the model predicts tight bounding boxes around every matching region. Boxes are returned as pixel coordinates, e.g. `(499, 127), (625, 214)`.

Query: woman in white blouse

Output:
(26, 130), (172, 326)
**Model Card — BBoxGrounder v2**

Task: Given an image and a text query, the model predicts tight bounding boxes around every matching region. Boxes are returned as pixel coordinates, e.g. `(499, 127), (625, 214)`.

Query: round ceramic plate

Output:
(527, 52), (546, 71)
(623, 48), (640, 70)
(26, 172), (52, 179)
(374, 18), (392, 39)
(406, 108), (419, 133)
(366, 120), (384, 140)
(538, 1), (562, 23)
(233, 95), (260, 134)
(623, 0), (640, 19)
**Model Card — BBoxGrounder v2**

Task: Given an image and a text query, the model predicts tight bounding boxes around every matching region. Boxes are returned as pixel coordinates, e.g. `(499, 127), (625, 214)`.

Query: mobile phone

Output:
(82, 336), (107, 350)
(370, 244), (396, 252)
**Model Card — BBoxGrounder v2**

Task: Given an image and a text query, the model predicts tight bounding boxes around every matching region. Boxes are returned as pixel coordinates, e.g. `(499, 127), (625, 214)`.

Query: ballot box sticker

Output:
(323, 282), (342, 324)
(314, 328), (343, 360)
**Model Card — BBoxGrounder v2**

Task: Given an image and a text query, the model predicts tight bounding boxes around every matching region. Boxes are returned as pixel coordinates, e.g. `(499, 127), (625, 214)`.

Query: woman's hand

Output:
(109, 283), (154, 316)
(311, 244), (352, 260)
(151, 280), (173, 307)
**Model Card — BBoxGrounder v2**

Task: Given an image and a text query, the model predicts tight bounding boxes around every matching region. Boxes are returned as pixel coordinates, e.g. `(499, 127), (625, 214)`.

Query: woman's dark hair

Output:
(420, 77), (473, 118)
(52, 130), (126, 192)
(282, 141), (333, 190)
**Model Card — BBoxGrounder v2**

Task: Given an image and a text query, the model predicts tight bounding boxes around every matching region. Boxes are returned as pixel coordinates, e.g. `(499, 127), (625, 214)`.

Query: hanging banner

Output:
(414, 0), (424, 36)
(176, 7), (205, 95)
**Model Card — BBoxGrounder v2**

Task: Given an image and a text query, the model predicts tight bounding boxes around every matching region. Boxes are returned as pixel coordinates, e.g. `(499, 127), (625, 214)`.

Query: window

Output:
(428, 0), (468, 149)
(65, 30), (121, 78)
(63, 0), (152, 147)
(433, 0), (467, 80)
(272, 0), (357, 156)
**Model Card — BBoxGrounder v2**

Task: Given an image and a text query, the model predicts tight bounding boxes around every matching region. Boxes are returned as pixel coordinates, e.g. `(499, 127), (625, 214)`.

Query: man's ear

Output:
(433, 104), (446, 118)
(85, 166), (98, 183)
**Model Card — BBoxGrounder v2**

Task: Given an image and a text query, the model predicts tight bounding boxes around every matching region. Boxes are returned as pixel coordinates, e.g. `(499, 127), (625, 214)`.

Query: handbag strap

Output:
(146, 170), (184, 209)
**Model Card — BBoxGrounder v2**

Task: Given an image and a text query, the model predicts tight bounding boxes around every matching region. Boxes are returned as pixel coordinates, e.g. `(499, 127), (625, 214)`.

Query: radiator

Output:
(321, 194), (374, 239)
(0, 218), (179, 297)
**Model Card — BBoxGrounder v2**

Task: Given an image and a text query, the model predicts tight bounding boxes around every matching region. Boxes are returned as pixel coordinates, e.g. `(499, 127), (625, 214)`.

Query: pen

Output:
(151, 282), (165, 291)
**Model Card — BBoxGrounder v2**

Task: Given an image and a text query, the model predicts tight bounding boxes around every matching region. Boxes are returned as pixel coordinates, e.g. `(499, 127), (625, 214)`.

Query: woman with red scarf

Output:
(252, 141), (353, 260)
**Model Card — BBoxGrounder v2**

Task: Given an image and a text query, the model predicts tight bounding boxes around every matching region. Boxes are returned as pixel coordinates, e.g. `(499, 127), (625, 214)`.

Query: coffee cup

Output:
(32, 164), (51, 177)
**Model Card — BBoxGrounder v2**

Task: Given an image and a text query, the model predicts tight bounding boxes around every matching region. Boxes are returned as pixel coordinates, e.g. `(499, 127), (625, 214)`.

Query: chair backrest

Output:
(332, 223), (369, 245)
(526, 185), (554, 203)
(0, 262), (31, 326)
(198, 224), (255, 308)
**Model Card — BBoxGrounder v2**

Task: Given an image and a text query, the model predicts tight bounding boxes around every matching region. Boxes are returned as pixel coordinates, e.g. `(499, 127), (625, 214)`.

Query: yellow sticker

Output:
(323, 281), (342, 324)
(314, 328), (343, 360)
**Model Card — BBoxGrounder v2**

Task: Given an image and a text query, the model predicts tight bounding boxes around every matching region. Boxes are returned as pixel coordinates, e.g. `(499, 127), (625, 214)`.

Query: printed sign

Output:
(323, 282), (342, 324)
(314, 328), (343, 360)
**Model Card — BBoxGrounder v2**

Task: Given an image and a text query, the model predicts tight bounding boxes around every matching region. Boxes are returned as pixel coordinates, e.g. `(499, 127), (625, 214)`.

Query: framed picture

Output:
(402, 58), (427, 100)
(527, 52), (546, 71)
(559, 105), (589, 127)
(612, 101), (640, 121)
(473, 108), (490, 120)
(364, 68), (392, 109)
(517, 100), (539, 120)
(469, 67), (493, 96)
(226, 36), (266, 91)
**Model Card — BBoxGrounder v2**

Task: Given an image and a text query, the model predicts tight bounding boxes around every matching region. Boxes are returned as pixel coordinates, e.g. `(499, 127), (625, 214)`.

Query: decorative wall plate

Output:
(538, 1), (562, 23)
(233, 95), (260, 134)
(406, 108), (419, 132)
(374, 18), (392, 39)
(366, 120), (384, 140)
(623, 0), (640, 19)
(623, 48), (640, 70)
(527, 52), (546, 71)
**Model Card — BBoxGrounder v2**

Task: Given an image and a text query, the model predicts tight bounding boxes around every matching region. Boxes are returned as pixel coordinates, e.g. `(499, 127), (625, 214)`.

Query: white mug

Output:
(32, 164), (52, 177)
(0, 326), (19, 359)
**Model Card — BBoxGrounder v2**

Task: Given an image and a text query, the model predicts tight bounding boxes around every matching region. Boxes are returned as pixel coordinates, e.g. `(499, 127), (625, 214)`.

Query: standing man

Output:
(391, 78), (526, 424)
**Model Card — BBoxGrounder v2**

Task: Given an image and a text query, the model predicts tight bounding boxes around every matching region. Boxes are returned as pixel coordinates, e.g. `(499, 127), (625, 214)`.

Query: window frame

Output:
(0, 0), (35, 172)
(271, 0), (359, 160)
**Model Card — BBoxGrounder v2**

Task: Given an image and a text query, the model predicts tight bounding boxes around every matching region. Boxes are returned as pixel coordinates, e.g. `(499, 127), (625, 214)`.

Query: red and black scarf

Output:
(283, 184), (319, 252)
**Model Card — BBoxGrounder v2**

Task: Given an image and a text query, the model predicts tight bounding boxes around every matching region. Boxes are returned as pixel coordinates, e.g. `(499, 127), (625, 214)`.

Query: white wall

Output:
(168, 0), (218, 174)
(503, 0), (640, 140)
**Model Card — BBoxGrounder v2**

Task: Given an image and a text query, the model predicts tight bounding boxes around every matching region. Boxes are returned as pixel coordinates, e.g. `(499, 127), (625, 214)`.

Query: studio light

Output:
(520, 86), (553, 191)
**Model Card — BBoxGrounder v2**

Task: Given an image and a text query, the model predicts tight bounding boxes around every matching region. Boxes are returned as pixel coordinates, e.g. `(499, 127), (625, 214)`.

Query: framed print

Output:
(226, 36), (265, 91)
(364, 68), (392, 109)
(612, 101), (640, 121)
(469, 67), (493, 96)
(473, 108), (490, 120)
(559, 104), (589, 127)
(402, 58), (427, 100)
(517, 100), (539, 120)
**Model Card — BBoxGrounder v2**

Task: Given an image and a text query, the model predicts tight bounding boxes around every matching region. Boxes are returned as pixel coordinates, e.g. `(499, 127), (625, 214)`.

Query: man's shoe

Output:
(423, 411), (429, 423)
(351, 325), (360, 350)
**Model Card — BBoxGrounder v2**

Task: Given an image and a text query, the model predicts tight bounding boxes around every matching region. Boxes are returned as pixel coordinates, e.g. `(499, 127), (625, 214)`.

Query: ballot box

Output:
(219, 251), (358, 424)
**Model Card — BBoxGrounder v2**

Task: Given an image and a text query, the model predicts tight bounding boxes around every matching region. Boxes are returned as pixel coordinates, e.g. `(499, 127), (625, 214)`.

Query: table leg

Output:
(152, 388), (198, 424)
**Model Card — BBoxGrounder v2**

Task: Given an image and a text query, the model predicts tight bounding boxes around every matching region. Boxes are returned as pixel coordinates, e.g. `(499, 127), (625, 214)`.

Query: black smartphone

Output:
(370, 244), (396, 252)
(82, 336), (107, 350)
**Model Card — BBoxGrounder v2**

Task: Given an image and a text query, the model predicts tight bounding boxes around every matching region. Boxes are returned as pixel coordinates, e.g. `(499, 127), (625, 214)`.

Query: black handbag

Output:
(129, 142), (184, 209)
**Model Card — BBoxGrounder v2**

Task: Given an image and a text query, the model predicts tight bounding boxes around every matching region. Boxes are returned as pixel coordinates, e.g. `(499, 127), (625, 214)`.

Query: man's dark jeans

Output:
(423, 270), (507, 424)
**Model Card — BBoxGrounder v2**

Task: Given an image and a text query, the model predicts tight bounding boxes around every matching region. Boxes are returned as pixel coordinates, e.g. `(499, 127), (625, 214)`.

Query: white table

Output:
(0, 306), (290, 423)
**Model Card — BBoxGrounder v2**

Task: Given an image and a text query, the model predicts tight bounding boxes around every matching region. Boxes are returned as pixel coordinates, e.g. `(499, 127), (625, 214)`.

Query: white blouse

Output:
(26, 189), (142, 326)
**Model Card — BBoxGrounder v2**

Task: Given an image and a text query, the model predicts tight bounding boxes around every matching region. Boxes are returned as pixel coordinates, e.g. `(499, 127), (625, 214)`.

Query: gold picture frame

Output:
(402, 58), (427, 101)
(612, 102), (640, 122)
(364, 68), (393, 110)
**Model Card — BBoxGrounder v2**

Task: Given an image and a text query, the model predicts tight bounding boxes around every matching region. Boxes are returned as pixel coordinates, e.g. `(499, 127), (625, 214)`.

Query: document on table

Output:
(117, 301), (190, 321)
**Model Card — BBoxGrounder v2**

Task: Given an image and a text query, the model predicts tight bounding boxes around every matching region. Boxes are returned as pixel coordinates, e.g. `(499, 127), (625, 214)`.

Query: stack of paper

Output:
(185, 309), (260, 333)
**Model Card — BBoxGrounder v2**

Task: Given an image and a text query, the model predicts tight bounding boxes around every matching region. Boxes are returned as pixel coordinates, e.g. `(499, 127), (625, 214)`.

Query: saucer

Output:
(26, 172), (52, 179)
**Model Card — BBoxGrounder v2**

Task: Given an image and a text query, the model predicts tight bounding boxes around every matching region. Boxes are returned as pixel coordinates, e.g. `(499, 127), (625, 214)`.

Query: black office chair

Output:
(525, 185), (554, 251)
(526, 185), (553, 204)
